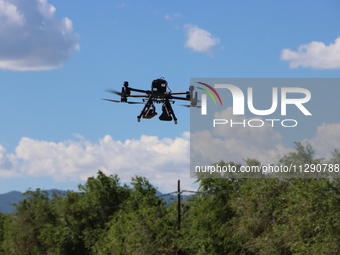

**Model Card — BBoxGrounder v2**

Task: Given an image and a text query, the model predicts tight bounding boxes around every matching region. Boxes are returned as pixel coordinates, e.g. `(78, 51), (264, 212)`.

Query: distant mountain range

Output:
(0, 189), (65, 213)
(0, 191), (23, 213)
(0, 190), (192, 213)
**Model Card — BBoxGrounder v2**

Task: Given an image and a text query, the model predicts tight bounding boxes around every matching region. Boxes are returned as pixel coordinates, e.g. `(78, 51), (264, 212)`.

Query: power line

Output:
(180, 190), (202, 194)
(66, 191), (178, 215)
(66, 190), (203, 215)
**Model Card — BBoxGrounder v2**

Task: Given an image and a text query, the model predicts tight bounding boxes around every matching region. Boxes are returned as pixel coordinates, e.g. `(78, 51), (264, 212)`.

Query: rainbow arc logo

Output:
(197, 82), (222, 115)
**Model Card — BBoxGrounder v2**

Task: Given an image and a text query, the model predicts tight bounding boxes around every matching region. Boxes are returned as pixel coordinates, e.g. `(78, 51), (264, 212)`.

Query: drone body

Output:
(103, 78), (198, 124)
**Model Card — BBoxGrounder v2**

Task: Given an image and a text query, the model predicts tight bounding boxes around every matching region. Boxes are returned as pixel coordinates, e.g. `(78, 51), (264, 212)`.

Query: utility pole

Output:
(177, 179), (180, 232)
(177, 179), (181, 255)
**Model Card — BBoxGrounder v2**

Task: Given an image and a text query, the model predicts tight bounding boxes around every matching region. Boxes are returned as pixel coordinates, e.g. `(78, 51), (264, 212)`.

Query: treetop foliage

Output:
(1, 143), (340, 254)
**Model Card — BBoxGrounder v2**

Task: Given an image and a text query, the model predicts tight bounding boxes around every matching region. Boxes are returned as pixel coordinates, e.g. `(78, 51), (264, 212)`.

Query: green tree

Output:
(2, 143), (340, 254)
(231, 178), (291, 254)
(94, 176), (177, 255)
(47, 170), (131, 254)
(2, 189), (62, 254)
(180, 174), (244, 254)
(2, 171), (131, 254)
(0, 212), (5, 254)
(231, 143), (340, 254)
(276, 142), (325, 178)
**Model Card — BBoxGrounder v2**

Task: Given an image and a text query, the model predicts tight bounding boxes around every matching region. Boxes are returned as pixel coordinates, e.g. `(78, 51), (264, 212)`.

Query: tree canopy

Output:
(1, 143), (340, 254)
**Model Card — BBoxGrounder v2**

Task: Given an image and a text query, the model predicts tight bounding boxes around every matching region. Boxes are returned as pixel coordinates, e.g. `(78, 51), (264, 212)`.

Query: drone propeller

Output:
(105, 89), (122, 96)
(102, 99), (144, 104)
(105, 89), (147, 98)
(102, 98), (120, 103)
(180, 104), (201, 108)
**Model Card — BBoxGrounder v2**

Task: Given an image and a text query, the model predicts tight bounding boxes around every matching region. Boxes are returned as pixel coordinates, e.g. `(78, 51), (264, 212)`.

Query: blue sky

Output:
(0, 0), (340, 194)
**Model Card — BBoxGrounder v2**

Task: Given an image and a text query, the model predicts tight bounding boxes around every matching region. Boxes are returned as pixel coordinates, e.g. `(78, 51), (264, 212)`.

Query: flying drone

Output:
(102, 78), (198, 124)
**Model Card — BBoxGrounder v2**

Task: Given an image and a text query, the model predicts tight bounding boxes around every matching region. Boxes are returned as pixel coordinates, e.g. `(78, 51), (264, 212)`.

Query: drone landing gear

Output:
(137, 97), (157, 121)
(137, 97), (177, 124)
(159, 99), (178, 124)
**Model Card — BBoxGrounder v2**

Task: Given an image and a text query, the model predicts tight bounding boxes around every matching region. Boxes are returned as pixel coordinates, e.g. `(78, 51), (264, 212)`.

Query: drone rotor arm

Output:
(127, 94), (148, 98)
(126, 101), (144, 104)
(169, 91), (190, 95)
(102, 98), (143, 104)
(170, 96), (190, 101)
(129, 88), (150, 93)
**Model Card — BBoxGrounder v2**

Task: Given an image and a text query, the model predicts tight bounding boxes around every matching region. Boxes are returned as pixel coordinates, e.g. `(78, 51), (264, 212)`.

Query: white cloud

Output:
(184, 24), (220, 54)
(191, 108), (340, 173)
(213, 107), (283, 151)
(0, 133), (193, 192)
(1, 122), (339, 191)
(37, 0), (56, 18)
(0, 0), (24, 26)
(303, 123), (340, 159)
(281, 37), (340, 69)
(191, 107), (290, 169)
(0, 0), (79, 71)
(0, 145), (20, 178)
(165, 13), (182, 20)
